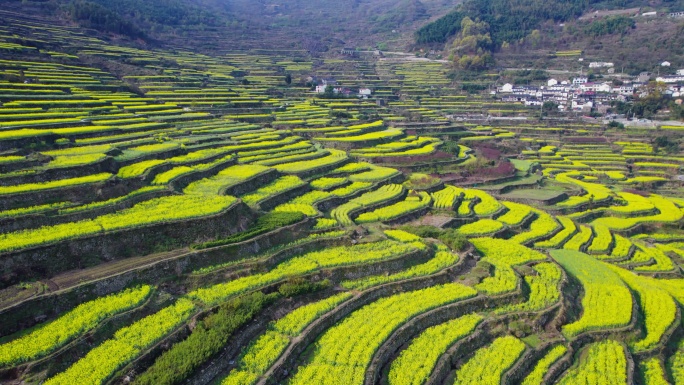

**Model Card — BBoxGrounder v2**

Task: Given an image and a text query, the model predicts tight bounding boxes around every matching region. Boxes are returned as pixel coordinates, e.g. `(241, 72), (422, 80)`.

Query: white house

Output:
(662, 61), (672, 67)
(549, 85), (568, 93)
(580, 82), (611, 92)
(500, 83), (513, 93)
(642, 11), (657, 17)
(612, 85), (635, 95)
(573, 77), (589, 85)
(597, 82), (612, 92)
(316, 85), (345, 94)
(572, 99), (593, 110)
(669, 12), (684, 18)
(358, 88), (372, 98)
(589, 62), (614, 68)
(656, 75), (684, 83)
(547, 79), (558, 87)
(677, 69), (684, 76)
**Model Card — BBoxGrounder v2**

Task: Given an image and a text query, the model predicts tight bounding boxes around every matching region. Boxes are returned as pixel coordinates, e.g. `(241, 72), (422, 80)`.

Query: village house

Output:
(314, 78), (338, 93)
(589, 62), (614, 68)
(512, 85), (542, 98)
(612, 84), (635, 95)
(656, 74), (684, 83)
(336, 87), (353, 96)
(499, 83), (514, 93)
(340, 47), (357, 56)
(548, 84), (569, 93)
(573, 77), (589, 85)
(524, 98), (543, 107)
(580, 82), (612, 93)
(358, 88), (372, 99)
(572, 96), (593, 111)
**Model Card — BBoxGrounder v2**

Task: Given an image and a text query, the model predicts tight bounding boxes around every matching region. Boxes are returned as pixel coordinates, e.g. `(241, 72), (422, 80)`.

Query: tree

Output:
(527, 29), (541, 47)
(542, 101), (558, 116)
(285, 73), (292, 85)
(584, 16), (635, 37)
(654, 136), (679, 154)
(323, 85), (335, 98)
(607, 121), (625, 130)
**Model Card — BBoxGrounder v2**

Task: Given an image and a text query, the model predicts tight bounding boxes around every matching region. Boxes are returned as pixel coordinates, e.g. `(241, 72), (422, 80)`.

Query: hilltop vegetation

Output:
(416, 0), (684, 71)
(416, 0), (679, 45)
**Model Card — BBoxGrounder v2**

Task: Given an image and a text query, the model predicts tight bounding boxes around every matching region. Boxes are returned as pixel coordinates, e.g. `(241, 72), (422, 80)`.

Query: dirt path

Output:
(0, 247), (190, 312)
(52, 248), (190, 289)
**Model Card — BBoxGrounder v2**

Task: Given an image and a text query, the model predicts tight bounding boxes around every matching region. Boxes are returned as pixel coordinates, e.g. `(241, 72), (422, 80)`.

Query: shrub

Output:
(278, 278), (331, 297)
(439, 229), (468, 251)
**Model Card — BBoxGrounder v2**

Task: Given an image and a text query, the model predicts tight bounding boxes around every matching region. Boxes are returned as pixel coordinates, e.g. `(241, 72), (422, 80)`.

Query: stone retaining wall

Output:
(0, 203), (255, 288)
(0, 218), (311, 336)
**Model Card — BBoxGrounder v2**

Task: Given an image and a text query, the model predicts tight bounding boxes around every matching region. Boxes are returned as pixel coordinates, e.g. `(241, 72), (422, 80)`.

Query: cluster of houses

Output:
(311, 77), (373, 98)
(494, 69), (684, 113)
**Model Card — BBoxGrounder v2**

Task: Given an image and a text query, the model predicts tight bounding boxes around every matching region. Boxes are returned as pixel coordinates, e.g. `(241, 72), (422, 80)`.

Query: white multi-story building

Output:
(612, 85), (635, 95)
(581, 82), (612, 92)
(656, 75), (684, 83)
(589, 62), (614, 68)
(573, 77), (589, 85)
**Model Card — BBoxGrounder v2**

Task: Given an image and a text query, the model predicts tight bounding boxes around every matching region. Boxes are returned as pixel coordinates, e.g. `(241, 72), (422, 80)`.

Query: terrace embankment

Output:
(0, 202), (255, 289)
(0, 217), (312, 336)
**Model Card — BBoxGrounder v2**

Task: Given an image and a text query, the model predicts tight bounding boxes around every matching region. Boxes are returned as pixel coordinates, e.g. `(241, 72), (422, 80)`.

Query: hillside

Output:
(0, 0), (457, 53)
(416, 0), (684, 72)
(0, 3), (683, 385)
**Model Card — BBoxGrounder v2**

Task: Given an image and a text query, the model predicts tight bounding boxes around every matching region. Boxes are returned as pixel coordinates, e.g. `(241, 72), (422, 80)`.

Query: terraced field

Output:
(0, 11), (683, 385)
